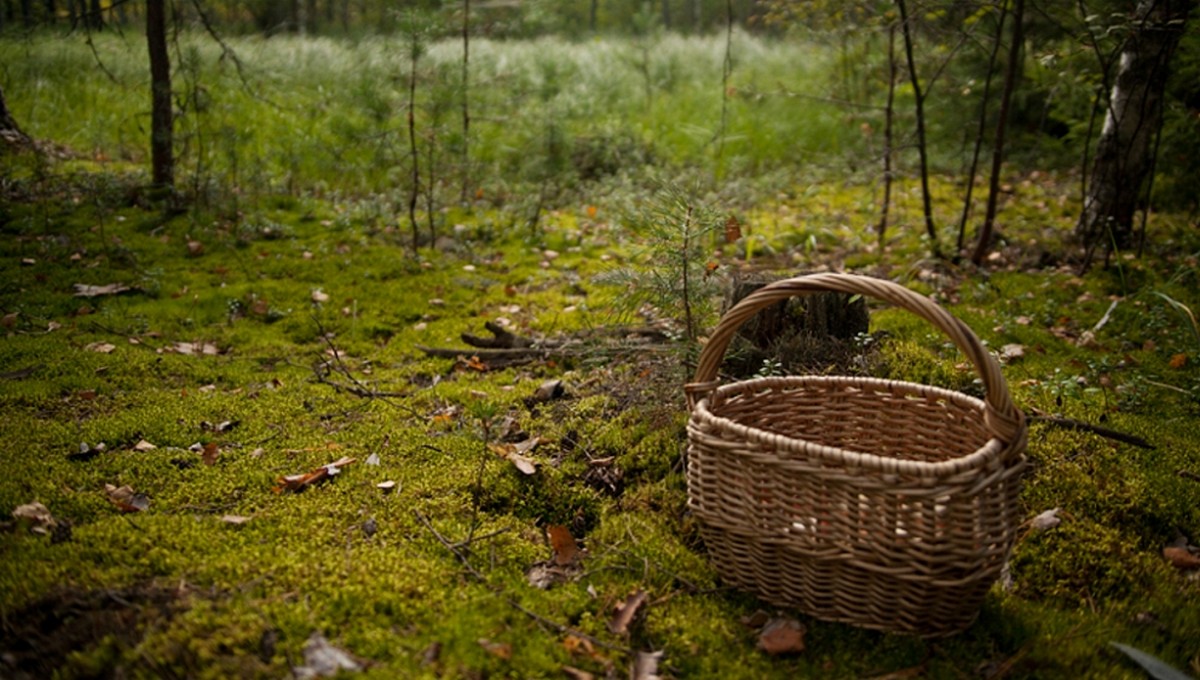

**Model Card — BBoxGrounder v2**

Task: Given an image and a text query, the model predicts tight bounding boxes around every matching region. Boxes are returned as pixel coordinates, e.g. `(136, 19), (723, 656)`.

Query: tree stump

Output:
(723, 274), (870, 377)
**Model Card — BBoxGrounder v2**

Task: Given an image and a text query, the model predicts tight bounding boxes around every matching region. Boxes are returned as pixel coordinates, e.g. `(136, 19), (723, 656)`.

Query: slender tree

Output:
(147, 0), (173, 189)
(895, 0), (941, 258)
(971, 0), (1024, 266)
(1076, 0), (1191, 266)
(405, 14), (424, 254)
(877, 20), (897, 250)
(956, 0), (1007, 257)
(460, 0), (470, 205)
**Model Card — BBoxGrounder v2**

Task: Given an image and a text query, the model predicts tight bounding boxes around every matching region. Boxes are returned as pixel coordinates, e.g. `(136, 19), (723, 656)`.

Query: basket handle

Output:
(684, 272), (1025, 445)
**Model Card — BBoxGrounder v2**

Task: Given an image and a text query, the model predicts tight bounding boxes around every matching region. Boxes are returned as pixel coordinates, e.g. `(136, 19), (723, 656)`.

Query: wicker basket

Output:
(684, 273), (1027, 637)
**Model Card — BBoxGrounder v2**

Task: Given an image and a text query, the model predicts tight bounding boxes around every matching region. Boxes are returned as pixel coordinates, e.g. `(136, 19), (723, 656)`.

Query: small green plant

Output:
(598, 178), (723, 345)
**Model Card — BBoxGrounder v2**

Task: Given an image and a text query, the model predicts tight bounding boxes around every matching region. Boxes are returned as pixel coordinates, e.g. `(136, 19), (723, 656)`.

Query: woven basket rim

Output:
(690, 374), (1010, 477)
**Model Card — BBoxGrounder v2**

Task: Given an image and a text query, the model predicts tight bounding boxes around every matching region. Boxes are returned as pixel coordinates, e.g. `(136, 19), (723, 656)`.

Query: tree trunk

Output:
(0, 84), (34, 151)
(146, 0), (174, 189)
(971, 0), (1024, 266)
(895, 0), (942, 258)
(1076, 0), (1191, 262)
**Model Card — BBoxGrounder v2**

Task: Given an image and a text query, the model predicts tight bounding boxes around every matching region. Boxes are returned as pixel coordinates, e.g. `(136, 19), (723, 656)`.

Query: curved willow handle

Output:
(685, 273), (1025, 445)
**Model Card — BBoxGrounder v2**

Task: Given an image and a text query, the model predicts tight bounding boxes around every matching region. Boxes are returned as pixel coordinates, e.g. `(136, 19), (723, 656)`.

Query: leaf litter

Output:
(274, 456), (357, 493)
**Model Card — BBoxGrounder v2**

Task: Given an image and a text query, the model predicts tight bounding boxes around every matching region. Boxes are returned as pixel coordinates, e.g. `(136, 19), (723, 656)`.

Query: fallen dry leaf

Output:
(311, 289), (330, 303)
(526, 563), (571, 590)
(376, 480), (397, 493)
(85, 342), (116, 354)
(1030, 507), (1062, 532)
(105, 484), (150, 512)
(725, 215), (742, 242)
(507, 451), (538, 475)
(1000, 344), (1026, 363)
(1169, 353), (1188, 369)
(532, 379), (565, 403)
(562, 635), (596, 658)
(73, 283), (130, 297)
(294, 632), (361, 679)
(478, 638), (512, 660)
(1163, 546), (1200, 570)
(757, 618), (806, 655)
(547, 525), (580, 566)
(186, 240), (205, 256)
(562, 665), (595, 680)
(273, 456), (357, 493)
(608, 589), (648, 635)
(12, 502), (57, 534)
(740, 610), (771, 628)
(221, 514), (252, 525)
(201, 442), (220, 466)
(171, 341), (221, 356)
(133, 440), (157, 452)
(631, 651), (663, 680)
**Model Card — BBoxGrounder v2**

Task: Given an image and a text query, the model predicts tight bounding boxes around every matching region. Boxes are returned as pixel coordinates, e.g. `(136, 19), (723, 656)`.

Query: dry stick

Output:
(413, 510), (632, 655)
(972, 0), (1025, 266)
(715, 0), (733, 164)
(895, 0), (941, 259)
(877, 21), (897, 251)
(460, 0), (471, 205)
(406, 20), (421, 256)
(310, 315), (418, 414)
(956, 0), (1008, 257)
(1028, 412), (1153, 450)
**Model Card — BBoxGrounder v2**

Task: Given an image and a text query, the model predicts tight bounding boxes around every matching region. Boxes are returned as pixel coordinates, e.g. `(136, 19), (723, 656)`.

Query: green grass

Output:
(1, 30), (853, 204)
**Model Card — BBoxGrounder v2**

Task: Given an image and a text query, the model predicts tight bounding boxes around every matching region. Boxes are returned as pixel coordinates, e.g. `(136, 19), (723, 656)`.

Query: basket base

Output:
(701, 526), (995, 637)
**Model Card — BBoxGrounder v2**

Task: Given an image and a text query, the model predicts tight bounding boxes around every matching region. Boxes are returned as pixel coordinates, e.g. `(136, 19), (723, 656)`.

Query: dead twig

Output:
(310, 315), (419, 416)
(1028, 410), (1154, 449)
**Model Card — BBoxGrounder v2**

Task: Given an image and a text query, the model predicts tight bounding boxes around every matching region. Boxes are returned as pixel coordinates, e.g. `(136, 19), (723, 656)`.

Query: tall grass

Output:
(1, 31), (857, 201)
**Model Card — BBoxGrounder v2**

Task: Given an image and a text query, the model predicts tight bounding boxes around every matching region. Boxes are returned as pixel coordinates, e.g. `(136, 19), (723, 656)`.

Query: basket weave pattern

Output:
(685, 274), (1027, 637)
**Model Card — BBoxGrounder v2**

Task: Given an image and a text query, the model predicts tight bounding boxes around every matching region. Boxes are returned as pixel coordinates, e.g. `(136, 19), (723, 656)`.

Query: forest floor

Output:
(1, 161), (1199, 679)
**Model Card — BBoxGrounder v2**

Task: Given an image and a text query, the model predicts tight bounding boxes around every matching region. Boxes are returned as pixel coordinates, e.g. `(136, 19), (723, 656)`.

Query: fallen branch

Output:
(413, 510), (631, 655)
(1028, 410), (1154, 450)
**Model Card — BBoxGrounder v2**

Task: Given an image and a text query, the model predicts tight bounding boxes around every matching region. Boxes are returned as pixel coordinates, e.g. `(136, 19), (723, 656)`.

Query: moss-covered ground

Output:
(2, 162), (1199, 679)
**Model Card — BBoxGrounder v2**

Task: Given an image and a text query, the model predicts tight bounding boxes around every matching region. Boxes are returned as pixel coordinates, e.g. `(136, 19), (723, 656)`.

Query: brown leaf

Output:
(105, 484), (150, 512)
(562, 635), (596, 658)
(376, 480), (398, 493)
(201, 442), (220, 466)
(85, 342), (116, 354)
(186, 240), (205, 256)
(478, 638), (512, 660)
(221, 514), (251, 525)
(740, 610), (771, 628)
(273, 457), (357, 493)
(311, 289), (330, 304)
(1163, 546), (1200, 570)
(724, 215), (742, 243)
(608, 589), (648, 635)
(547, 525), (580, 566)
(757, 618), (806, 655)
(532, 379), (565, 403)
(133, 439), (157, 452)
(1169, 353), (1188, 369)
(73, 283), (130, 297)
